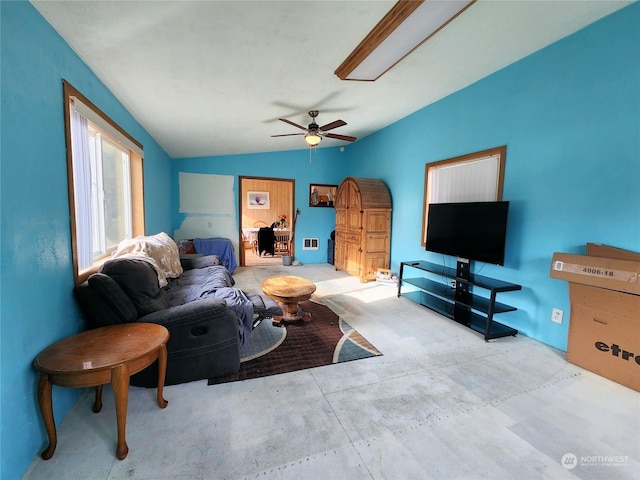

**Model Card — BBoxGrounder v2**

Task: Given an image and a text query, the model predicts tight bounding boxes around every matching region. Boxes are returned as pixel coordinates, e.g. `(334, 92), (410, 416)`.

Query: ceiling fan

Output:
(271, 110), (357, 147)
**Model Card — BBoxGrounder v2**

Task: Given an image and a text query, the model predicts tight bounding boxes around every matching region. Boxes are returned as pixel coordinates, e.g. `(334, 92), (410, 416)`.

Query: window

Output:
(63, 80), (145, 284)
(88, 124), (132, 256)
(422, 146), (506, 245)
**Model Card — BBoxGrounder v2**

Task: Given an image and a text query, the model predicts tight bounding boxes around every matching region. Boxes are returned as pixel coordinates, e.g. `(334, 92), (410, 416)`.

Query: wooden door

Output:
(334, 235), (346, 270)
(345, 241), (361, 277)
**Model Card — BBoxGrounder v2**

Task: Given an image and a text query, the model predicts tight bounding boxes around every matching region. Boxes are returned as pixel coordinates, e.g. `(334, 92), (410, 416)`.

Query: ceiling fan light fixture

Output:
(273, 110), (355, 147)
(335, 0), (475, 81)
(305, 132), (322, 146)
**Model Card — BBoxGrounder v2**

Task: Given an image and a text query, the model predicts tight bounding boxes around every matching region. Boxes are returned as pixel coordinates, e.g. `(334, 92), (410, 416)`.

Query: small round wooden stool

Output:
(261, 275), (317, 326)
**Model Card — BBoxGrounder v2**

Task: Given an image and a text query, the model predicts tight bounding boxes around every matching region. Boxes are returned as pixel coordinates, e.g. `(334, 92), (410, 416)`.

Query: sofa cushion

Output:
(101, 258), (169, 316)
(180, 255), (221, 271)
(87, 273), (138, 323)
(166, 265), (234, 306)
(178, 239), (196, 255)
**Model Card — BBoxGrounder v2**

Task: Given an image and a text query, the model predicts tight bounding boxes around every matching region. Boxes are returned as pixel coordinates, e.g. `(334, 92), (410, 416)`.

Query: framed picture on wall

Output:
(247, 191), (270, 209)
(309, 184), (337, 207)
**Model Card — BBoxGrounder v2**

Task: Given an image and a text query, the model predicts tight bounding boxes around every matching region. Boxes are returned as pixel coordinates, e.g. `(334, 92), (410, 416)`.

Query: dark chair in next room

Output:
(257, 227), (275, 257)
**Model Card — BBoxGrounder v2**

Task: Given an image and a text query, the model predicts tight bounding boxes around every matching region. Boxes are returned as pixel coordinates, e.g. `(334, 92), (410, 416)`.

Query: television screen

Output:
(425, 201), (510, 265)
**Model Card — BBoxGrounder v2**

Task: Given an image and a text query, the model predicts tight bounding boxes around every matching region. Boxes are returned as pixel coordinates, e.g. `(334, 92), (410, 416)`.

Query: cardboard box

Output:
(376, 268), (391, 278)
(566, 283), (640, 391)
(550, 244), (640, 392)
(550, 253), (640, 295)
(587, 242), (640, 262)
(376, 268), (397, 286)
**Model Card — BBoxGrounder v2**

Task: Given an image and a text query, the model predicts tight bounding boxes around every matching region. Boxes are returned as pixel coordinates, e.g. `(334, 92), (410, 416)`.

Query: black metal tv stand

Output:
(397, 260), (521, 341)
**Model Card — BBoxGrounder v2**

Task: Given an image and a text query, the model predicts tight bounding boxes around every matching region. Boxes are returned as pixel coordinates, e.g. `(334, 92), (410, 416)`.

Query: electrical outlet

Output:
(551, 308), (563, 324)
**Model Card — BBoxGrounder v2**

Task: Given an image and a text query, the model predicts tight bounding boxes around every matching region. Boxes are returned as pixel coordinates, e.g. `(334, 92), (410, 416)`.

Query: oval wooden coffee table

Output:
(261, 275), (317, 326)
(34, 323), (169, 460)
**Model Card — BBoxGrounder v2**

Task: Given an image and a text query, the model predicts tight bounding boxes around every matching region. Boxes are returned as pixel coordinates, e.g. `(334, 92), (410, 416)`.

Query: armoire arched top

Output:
(336, 177), (392, 210)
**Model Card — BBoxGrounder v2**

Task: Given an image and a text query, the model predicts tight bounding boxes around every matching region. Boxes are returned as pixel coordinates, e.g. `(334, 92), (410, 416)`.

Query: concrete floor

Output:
(243, 247), (286, 266)
(25, 264), (640, 480)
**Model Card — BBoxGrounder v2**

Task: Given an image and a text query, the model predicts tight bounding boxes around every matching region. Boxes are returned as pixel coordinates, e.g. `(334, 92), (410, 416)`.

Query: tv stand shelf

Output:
(398, 260), (521, 341)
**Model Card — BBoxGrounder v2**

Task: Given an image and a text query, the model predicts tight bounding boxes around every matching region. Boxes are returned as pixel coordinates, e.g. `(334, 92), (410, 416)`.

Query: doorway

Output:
(239, 176), (295, 266)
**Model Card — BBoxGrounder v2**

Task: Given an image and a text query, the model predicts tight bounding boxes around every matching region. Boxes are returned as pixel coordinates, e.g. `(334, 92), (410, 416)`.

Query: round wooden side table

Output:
(34, 323), (169, 460)
(261, 275), (317, 326)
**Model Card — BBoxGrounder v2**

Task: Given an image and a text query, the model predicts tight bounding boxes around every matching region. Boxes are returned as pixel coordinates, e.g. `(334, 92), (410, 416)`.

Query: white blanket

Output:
(112, 232), (183, 287)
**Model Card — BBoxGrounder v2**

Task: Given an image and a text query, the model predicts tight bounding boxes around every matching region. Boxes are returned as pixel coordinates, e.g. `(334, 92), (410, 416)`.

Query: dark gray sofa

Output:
(74, 255), (280, 387)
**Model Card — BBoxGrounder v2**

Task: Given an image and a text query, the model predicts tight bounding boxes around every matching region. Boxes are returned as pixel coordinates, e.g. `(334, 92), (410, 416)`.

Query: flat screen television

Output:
(425, 201), (510, 266)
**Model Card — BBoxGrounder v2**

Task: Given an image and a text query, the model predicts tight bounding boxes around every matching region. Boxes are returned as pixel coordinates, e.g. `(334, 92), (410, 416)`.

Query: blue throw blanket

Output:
(193, 237), (238, 273)
(166, 265), (253, 346)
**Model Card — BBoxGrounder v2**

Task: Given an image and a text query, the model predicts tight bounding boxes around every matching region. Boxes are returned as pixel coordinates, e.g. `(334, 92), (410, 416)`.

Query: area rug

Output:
(208, 300), (382, 385)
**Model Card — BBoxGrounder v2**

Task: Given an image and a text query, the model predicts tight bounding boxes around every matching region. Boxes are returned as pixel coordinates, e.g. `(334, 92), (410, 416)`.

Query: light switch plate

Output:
(551, 308), (563, 324)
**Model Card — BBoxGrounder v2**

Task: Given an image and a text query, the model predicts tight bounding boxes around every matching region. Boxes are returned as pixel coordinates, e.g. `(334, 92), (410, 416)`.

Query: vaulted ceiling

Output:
(32, 1), (632, 158)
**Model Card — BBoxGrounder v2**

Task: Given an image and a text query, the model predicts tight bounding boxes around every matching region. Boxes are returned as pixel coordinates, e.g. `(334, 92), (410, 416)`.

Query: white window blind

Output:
(69, 107), (93, 270)
(427, 154), (500, 204)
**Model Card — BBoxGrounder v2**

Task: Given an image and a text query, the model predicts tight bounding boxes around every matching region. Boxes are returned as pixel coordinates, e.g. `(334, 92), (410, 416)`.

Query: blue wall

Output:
(0, 2), (173, 479)
(347, 3), (639, 350)
(2, 1), (638, 478)
(172, 147), (350, 264)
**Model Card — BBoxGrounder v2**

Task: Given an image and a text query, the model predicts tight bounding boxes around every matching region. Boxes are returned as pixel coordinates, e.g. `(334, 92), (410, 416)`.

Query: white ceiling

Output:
(32, 0), (632, 158)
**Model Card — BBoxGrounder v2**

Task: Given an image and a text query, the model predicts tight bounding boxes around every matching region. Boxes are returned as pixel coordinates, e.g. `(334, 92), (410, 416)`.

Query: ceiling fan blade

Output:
(279, 118), (308, 131)
(319, 120), (346, 132)
(271, 133), (305, 137)
(324, 133), (357, 142)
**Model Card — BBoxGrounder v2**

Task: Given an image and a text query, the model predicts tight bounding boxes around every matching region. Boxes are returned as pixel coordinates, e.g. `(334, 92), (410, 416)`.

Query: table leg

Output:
(111, 364), (130, 460)
(93, 385), (103, 413)
(37, 373), (57, 460)
(156, 345), (168, 409)
(272, 301), (312, 326)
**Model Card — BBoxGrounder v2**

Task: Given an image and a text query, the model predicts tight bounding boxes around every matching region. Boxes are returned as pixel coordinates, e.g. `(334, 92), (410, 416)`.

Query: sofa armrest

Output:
(180, 255), (221, 271)
(135, 297), (241, 386)
(74, 278), (136, 327)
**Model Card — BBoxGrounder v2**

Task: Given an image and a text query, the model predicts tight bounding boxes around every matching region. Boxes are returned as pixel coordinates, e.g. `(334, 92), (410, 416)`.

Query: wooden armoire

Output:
(334, 177), (392, 282)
